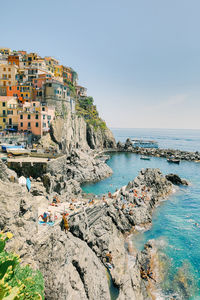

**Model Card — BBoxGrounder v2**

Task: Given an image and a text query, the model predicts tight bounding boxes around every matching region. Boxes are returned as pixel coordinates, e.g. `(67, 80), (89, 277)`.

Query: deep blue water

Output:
(82, 129), (200, 299)
(112, 128), (200, 152)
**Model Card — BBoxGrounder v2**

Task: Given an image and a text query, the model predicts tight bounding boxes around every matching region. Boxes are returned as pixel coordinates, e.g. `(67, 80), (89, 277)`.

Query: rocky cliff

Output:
(40, 109), (116, 153)
(1, 161), (184, 300)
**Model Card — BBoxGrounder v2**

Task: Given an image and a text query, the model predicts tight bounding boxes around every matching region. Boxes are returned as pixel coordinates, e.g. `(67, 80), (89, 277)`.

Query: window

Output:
(47, 115), (51, 120)
(3, 118), (6, 123)
(33, 103), (35, 107)
(2, 102), (6, 107)
(43, 115), (45, 120)
(9, 86), (12, 91)
(26, 94), (28, 97)
(8, 68), (11, 72)
(9, 81), (11, 85)
(42, 107), (45, 111)
(20, 115), (23, 119)
(8, 75), (11, 78)
(3, 68), (6, 71)
(17, 86), (19, 90)
(3, 110), (6, 115)
(36, 122), (39, 127)
(35, 114), (38, 119)
(20, 122), (23, 127)
(28, 122), (31, 128)
(28, 114), (31, 119)
(43, 122), (46, 128)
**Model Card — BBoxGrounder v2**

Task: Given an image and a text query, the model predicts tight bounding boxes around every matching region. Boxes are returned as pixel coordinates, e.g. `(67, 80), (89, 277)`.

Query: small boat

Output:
(140, 156), (151, 160)
(167, 158), (180, 164)
(1, 144), (24, 152)
(6, 148), (30, 155)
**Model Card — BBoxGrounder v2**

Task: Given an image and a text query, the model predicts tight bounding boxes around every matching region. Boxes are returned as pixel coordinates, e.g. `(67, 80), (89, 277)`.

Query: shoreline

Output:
(99, 142), (200, 162)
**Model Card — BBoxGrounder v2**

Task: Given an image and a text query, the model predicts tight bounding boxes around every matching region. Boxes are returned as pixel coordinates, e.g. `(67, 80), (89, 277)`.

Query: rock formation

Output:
(0, 162), (187, 300)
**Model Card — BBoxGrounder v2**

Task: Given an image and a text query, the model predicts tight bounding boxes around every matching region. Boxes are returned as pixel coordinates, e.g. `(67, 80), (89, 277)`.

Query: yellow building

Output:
(54, 65), (62, 77)
(44, 57), (59, 75)
(0, 64), (18, 87)
(0, 96), (18, 130)
(0, 48), (11, 55)
(19, 85), (33, 102)
(24, 53), (40, 66)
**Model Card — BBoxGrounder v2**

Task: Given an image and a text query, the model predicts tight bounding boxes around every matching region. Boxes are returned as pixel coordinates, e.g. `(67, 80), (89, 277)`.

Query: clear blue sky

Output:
(1, 0), (200, 129)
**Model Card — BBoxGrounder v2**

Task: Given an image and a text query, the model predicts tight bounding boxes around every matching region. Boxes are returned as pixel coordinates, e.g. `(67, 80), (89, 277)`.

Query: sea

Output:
(82, 128), (200, 300)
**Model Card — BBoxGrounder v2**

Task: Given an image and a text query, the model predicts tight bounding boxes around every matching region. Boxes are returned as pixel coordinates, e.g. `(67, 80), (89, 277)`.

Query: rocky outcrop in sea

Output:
(117, 138), (200, 162)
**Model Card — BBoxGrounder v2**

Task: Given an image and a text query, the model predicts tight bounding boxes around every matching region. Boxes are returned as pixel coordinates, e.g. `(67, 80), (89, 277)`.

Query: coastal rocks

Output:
(117, 139), (200, 162)
(166, 173), (189, 186)
(1, 160), (188, 300)
(69, 169), (174, 298)
(1, 177), (111, 300)
(43, 150), (112, 196)
(0, 160), (17, 182)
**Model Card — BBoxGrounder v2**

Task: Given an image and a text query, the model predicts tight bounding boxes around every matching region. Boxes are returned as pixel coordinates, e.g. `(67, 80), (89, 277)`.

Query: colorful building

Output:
(0, 96), (18, 130)
(8, 55), (20, 66)
(0, 48), (11, 55)
(18, 102), (55, 136)
(0, 64), (18, 87)
(75, 85), (87, 97)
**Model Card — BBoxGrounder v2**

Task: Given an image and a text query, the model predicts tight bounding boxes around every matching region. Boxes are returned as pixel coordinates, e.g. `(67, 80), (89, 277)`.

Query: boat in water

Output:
(132, 139), (158, 148)
(140, 156), (151, 160)
(167, 158), (180, 164)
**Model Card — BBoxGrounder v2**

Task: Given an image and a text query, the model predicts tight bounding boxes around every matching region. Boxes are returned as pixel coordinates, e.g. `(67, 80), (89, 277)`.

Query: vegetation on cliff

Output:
(75, 97), (107, 130)
(0, 232), (44, 300)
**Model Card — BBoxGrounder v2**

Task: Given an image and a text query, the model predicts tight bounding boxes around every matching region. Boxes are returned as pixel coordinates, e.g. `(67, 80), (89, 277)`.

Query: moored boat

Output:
(6, 148), (30, 156)
(140, 156), (151, 160)
(167, 158), (180, 164)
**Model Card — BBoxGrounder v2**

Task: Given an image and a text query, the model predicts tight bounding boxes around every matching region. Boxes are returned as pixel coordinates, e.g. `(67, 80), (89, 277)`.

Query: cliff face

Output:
(40, 110), (116, 153)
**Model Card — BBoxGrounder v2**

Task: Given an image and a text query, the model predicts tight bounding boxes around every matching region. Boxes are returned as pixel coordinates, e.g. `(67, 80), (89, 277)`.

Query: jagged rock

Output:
(0, 160), (18, 182)
(166, 174), (189, 185)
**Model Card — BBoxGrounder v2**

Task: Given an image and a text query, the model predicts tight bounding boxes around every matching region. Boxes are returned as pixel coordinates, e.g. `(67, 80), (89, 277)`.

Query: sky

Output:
(1, 0), (200, 129)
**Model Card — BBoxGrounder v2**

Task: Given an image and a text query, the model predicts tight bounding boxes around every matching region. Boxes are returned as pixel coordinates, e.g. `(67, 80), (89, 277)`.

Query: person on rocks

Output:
(88, 199), (94, 205)
(106, 251), (113, 263)
(62, 213), (69, 233)
(108, 192), (112, 198)
(39, 211), (49, 223)
(69, 202), (75, 210)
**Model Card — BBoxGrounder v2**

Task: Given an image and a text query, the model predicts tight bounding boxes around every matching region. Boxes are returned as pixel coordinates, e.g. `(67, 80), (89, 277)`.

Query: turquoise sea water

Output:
(82, 129), (200, 299)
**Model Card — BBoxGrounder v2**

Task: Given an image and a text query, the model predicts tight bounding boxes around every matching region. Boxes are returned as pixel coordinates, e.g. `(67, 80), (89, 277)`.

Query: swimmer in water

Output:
(195, 223), (199, 227)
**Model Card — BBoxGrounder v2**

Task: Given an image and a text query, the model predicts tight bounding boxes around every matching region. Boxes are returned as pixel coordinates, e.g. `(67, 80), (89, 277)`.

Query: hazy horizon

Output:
(1, 0), (200, 129)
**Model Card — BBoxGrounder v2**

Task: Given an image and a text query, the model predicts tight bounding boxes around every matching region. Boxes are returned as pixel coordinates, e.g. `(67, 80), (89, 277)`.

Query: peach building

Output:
(18, 102), (55, 136)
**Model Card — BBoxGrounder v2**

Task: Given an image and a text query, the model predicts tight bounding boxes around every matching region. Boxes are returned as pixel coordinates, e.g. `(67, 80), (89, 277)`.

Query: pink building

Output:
(18, 102), (55, 136)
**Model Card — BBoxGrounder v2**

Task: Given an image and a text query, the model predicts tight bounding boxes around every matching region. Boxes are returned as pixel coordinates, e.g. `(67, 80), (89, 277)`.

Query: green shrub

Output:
(0, 232), (44, 300)
(76, 97), (107, 131)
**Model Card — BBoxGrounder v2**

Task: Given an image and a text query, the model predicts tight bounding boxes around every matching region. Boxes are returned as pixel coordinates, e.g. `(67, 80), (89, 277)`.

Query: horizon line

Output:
(109, 127), (200, 131)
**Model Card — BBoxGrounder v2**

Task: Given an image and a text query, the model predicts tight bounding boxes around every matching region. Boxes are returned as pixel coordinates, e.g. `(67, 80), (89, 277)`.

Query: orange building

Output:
(7, 86), (22, 101)
(8, 55), (20, 66)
